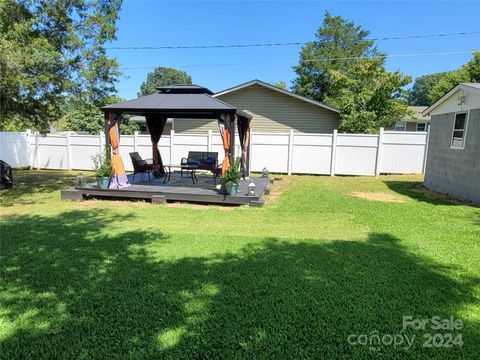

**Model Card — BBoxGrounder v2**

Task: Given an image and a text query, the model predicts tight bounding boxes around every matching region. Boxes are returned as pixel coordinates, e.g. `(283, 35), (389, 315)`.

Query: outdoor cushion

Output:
(204, 158), (215, 165)
(187, 159), (200, 165)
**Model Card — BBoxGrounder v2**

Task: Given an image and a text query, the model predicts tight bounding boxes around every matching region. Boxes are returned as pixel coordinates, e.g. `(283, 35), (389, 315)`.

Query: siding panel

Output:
(173, 118), (218, 133)
(174, 83), (340, 133)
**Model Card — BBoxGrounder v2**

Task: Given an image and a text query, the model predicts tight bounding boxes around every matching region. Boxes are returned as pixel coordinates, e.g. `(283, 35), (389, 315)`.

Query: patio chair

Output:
(129, 152), (161, 181)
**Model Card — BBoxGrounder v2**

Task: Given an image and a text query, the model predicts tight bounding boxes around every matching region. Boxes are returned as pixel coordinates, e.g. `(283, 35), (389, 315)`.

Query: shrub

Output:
(91, 147), (112, 178)
(221, 158), (241, 185)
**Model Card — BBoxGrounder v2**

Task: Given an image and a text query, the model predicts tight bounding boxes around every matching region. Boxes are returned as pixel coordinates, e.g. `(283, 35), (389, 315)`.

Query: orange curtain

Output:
(108, 113), (129, 189)
(218, 113), (231, 175)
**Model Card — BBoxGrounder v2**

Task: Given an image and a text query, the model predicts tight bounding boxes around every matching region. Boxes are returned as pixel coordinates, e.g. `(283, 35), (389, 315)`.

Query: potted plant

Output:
(91, 147), (112, 189)
(221, 158), (241, 195)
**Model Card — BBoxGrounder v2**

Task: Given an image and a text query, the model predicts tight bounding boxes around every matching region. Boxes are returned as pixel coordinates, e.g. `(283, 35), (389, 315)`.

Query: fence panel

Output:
(335, 134), (379, 176)
(172, 134), (208, 165)
(0, 132), (30, 167)
(292, 134), (332, 175)
(70, 135), (100, 170)
(37, 135), (69, 170)
(381, 131), (428, 174)
(250, 133), (289, 173)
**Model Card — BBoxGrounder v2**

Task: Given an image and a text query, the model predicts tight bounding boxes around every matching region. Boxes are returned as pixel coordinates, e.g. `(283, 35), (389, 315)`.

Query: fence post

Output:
(207, 130), (212, 152)
(134, 131), (139, 152)
(330, 129), (337, 176)
(25, 129), (32, 169)
(287, 130), (294, 175)
(422, 124), (431, 174)
(375, 127), (384, 175)
(35, 131), (40, 170)
(170, 130), (175, 164)
(66, 132), (72, 170)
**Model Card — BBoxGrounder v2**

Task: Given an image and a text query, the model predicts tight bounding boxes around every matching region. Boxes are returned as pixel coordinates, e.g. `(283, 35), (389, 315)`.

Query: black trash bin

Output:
(0, 160), (13, 189)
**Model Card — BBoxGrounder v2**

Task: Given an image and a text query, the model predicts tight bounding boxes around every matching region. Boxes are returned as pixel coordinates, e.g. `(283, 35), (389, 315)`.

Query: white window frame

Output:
(450, 111), (469, 150)
(395, 121), (406, 131)
(416, 122), (427, 132)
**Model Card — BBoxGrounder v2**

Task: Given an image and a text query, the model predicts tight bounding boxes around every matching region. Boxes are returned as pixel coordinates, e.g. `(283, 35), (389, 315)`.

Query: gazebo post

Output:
(230, 113), (236, 164)
(245, 132), (251, 177)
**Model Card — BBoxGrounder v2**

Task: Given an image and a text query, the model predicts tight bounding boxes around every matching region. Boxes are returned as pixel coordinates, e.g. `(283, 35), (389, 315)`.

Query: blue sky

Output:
(110, 1), (480, 99)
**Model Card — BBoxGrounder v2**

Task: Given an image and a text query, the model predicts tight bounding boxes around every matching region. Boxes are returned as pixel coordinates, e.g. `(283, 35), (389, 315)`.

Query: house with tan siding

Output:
(173, 80), (340, 134)
(386, 106), (431, 132)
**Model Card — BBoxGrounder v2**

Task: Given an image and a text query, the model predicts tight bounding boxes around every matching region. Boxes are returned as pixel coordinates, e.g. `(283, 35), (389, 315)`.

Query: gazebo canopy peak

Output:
(156, 84), (214, 95)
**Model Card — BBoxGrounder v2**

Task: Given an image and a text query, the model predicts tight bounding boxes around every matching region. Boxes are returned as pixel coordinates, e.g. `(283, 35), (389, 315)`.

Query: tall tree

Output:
(408, 72), (450, 106)
(0, 0), (122, 132)
(293, 12), (411, 133)
(429, 51), (480, 103)
(58, 96), (139, 135)
(293, 12), (380, 102)
(138, 67), (192, 97)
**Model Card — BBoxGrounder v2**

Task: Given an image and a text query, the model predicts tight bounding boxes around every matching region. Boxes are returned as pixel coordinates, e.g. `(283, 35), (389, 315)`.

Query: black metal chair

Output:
(129, 152), (160, 181)
(0, 160), (13, 189)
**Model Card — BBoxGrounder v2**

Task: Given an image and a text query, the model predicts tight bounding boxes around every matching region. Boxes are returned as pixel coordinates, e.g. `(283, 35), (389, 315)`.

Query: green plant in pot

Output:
(221, 158), (241, 195)
(91, 147), (112, 189)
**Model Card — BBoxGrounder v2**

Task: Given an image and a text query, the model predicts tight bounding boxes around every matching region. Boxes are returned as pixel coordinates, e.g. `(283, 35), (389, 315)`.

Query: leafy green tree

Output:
(138, 67), (192, 96)
(324, 58), (411, 133)
(293, 12), (411, 133)
(61, 97), (139, 135)
(464, 50), (480, 80)
(293, 12), (381, 102)
(0, 0), (122, 132)
(408, 72), (450, 106)
(429, 51), (480, 103)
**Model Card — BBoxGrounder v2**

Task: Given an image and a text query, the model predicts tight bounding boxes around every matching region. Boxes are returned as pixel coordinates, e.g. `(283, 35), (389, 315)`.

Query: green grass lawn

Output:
(1, 170), (479, 359)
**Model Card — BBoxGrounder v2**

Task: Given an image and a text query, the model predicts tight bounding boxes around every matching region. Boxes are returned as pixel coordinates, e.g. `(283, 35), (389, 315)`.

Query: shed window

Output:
(451, 112), (468, 149)
(395, 122), (406, 131)
(416, 123), (426, 132)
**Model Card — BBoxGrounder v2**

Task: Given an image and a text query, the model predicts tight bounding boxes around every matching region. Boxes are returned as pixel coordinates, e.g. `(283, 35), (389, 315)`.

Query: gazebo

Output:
(101, 85), (253, 189)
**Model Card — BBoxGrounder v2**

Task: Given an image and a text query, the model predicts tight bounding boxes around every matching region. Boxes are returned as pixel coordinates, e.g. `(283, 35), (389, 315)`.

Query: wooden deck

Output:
(61, 172), (269, 206)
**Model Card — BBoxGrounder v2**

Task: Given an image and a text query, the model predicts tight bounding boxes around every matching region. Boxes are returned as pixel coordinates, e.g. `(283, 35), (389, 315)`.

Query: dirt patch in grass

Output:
(218, 206), (235, 212)
(350, 191), (406, 203)
(166, 202), (187, 208)
(77, 200), (99, 207)
(112, 200), (148, 207)
(78, 199), (149, 207)
(191, 204), (210, 211)
(266, 177), (291, 204)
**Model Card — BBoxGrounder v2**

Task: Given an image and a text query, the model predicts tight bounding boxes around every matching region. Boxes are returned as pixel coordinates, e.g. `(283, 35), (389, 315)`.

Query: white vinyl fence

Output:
(0, 128), (429, 176)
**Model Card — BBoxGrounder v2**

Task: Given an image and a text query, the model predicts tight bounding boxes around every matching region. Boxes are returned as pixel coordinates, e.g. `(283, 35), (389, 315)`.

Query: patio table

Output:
(163, 164), (198, 184)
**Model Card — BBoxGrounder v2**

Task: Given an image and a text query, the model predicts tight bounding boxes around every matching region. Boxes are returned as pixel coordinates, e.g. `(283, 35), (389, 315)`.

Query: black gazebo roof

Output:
(102, 85), (237, 119)
(156, 84), (214, 95)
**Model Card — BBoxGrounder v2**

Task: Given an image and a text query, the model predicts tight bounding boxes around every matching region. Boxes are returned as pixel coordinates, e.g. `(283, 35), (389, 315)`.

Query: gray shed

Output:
(423, 83), (480, 204)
